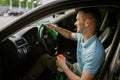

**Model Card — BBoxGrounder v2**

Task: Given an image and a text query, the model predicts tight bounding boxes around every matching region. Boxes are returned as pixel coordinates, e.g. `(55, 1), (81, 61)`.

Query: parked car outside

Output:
(0, 0), (120, 80)
(8, 8), (26, 16)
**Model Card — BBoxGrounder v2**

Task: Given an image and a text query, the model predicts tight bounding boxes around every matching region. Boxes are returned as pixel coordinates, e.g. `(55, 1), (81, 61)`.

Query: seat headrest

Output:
(99, 27), (113, 49)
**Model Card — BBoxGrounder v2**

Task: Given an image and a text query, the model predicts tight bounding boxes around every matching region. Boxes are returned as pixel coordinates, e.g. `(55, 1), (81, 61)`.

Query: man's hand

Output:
(56, 54), (67, 69)
(46, 24), (57, 30)
(46, 24), (74, 40)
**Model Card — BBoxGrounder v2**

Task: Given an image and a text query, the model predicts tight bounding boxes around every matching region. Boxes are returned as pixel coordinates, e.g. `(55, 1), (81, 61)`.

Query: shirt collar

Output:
(81, 34), (97, 48)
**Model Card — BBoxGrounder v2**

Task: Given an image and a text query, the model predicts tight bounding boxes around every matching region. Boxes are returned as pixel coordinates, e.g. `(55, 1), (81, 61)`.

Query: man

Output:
(22, 8), (105, 80)
(46, 7), (105, 80)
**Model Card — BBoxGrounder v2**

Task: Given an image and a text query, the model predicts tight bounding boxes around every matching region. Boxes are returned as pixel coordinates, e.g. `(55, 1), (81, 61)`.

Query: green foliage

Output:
(0, 0), (38, 8)
(0, 0), (9, 6)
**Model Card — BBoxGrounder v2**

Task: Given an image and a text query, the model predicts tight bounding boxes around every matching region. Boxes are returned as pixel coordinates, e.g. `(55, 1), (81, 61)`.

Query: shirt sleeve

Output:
(73, 33), (82, 41)
(83, 51), (105, 74)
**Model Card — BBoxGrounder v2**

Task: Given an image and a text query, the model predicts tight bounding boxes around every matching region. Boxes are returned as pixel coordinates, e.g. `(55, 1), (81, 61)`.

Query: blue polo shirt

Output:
(73, 33), (105, 76)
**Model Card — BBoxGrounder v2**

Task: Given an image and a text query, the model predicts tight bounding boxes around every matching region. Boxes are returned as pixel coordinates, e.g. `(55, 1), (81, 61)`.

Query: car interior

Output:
(0, 6), (120, 80)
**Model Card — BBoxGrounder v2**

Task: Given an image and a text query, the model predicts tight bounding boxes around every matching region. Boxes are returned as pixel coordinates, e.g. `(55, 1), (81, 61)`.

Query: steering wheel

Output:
(38, 24), (58, 56)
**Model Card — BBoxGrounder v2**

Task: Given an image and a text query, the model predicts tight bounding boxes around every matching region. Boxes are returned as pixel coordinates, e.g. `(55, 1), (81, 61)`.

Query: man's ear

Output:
(85, 19), (92, 27)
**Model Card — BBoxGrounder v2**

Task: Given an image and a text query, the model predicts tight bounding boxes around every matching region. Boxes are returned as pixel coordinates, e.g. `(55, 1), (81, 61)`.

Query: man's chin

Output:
(77, 30), (81, 33)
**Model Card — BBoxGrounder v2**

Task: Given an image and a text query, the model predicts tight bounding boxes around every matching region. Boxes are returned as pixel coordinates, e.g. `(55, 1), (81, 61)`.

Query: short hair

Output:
(76, 7), (101, 31)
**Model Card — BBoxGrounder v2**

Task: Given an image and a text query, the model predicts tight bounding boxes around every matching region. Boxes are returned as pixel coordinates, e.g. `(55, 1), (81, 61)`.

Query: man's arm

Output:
(46, 24), (75, 40)
(56, 58), (95, 80)
(61, 65), (95, 80)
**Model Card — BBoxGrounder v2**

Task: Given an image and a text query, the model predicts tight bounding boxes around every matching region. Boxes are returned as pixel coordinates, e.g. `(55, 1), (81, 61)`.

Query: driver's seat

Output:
(99, 26), (114, 49)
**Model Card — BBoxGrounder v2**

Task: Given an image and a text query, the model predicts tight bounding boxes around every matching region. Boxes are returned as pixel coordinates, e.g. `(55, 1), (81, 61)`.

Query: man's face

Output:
(75, 11), (86, 33)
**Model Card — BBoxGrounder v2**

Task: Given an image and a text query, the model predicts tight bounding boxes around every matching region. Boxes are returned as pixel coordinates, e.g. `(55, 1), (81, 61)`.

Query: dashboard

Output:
(0, 26), (44, 79)
(8, 27), (39, 58)
(9, 35), (29, 58)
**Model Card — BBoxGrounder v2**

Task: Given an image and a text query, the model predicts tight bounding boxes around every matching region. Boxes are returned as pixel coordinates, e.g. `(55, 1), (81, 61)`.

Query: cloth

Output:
(67, 63), (80, 76)
(73, 33), (105, 76)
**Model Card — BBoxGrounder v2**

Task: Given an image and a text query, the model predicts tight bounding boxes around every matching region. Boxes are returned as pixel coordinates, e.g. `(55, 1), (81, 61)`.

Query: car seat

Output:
(95, 12), (119, 80)
(109, 42), (120, 80)
(99, 26), (114, 49)
(98, 11), (115, 49)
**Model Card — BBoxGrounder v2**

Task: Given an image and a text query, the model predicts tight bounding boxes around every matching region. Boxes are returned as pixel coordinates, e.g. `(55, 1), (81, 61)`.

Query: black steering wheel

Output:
(38, 24), (58, 56)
